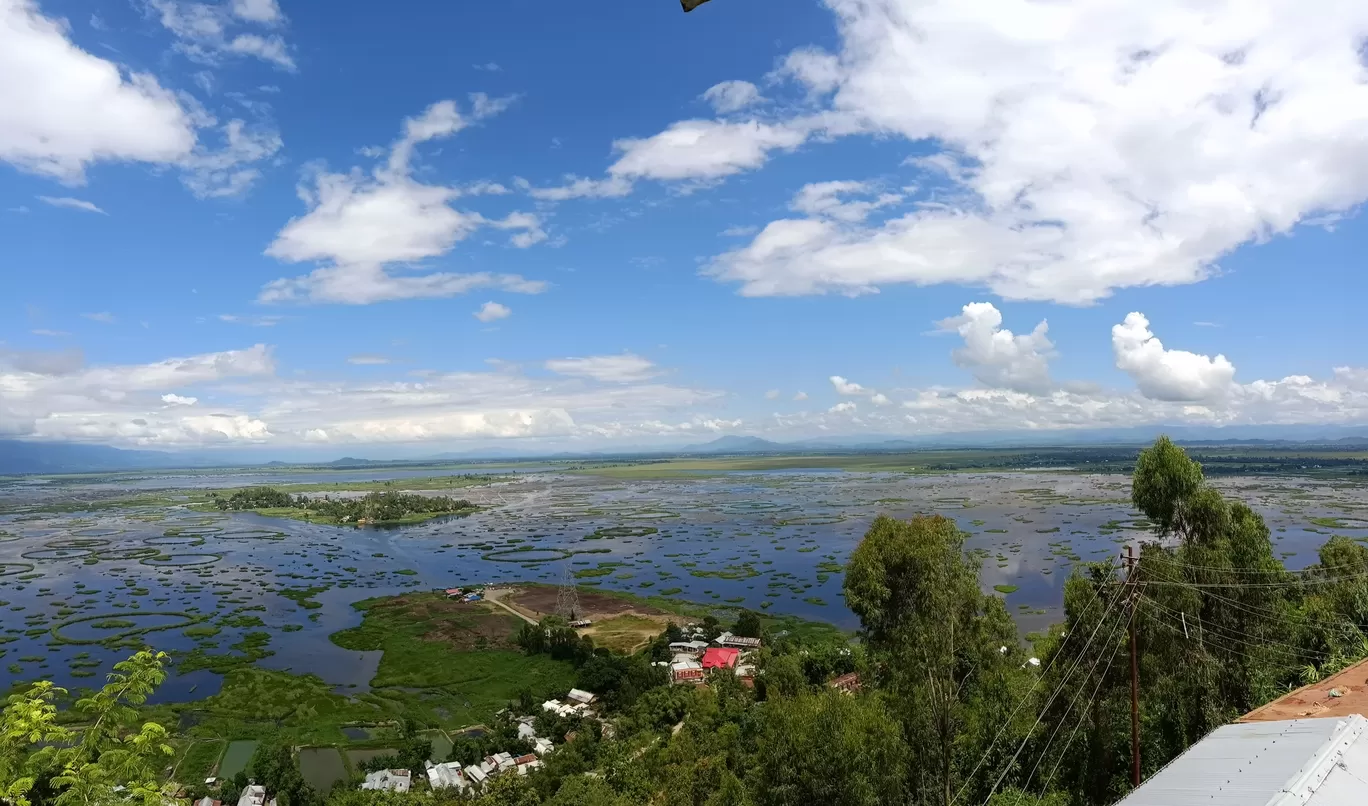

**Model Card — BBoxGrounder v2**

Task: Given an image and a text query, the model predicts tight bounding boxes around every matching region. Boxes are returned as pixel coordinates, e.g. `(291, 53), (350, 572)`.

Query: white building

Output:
(360, 769), (411, 793)
(424, 760), (469, 792)
(463, 765), (487, 786)
(714, 631), (762, 649)
(236, 785), (267, 806)
(1114, 715), (1368, 806)
(566, 688), (596, 705)
(533, 737), (555, 756)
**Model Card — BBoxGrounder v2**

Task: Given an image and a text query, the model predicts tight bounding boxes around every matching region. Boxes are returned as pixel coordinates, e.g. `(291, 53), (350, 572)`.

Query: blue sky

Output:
(1, 0), (1364, 454)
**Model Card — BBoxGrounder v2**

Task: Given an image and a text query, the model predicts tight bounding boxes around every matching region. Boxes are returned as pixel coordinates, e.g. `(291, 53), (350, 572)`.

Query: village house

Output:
(425, 760), (469, 792)
(514, 753), (542, 775)
(829, 672), (861, 694)
(463, 764), (488, 787)
(668, 640), (709, 656)
(194, 797), (221, 806)
(533, 737), (555, 756)
(360, 769), (411, 793)
(566, 688), (597, 705)
(714, 631), (762, 650)
(702, 646), (741, 672)
(671, 656), (705, 684)
(235, 784), (272, 806)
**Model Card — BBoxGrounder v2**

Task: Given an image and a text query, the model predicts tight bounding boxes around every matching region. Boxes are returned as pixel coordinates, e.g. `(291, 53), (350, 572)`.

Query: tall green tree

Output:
(844, 515), (1026, 806)
(748, 690), (909, 806)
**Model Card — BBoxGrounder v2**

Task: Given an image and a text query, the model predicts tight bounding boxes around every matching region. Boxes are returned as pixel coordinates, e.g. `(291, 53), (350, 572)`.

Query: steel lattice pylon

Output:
(556, 562), (580, 621)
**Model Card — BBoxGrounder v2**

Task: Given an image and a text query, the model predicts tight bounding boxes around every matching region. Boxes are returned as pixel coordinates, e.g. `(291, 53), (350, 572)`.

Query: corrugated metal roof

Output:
(1115, 715), (1368, 806)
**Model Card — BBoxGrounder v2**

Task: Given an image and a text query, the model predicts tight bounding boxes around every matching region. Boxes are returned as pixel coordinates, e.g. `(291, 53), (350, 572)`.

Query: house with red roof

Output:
(701, 646), (740, 670)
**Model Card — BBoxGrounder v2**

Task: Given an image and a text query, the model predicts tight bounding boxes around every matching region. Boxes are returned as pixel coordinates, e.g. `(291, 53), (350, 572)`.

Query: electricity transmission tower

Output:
(556, 562), (581, 621)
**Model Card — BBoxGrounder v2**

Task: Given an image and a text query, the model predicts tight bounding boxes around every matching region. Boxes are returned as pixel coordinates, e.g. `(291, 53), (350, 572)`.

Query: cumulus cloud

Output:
(0, 345), (275, 444)
(526, 119), (811, 199)
(1112, 312), (1236, 402)
(829, 375), (868, 396)
(701, 80), (763, 114)
(230, 0), (282, 24)
(1, 0), (197, 182)
(790, 181), (901, 223)
(261, 100), (547, 304)
(938, 302), (1054, 394)
(38, 196), (105, 214)
(545, 354), (659, 384)
(474, 301), (511, 322)
(829, 401), (857, 414)
(0, 342), (724, 447)
(707, 0), (1368, 304)
(793, 391), (808, 401)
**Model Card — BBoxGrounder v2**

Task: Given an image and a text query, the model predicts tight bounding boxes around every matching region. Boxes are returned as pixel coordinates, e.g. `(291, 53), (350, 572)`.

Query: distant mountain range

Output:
(3, 423), (1368, 475)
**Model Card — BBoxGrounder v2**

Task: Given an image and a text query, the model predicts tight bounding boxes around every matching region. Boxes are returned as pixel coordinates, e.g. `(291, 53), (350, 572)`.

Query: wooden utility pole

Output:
(1125, 544), (1141, 787)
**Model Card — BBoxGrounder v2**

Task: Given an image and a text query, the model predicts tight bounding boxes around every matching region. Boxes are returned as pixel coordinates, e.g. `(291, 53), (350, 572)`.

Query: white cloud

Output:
(871, 393), (891, 406)
(473, 62), (501, 72)
(147, 0), (295, 70)
(474, 301), (511, 322)
(709, 0), (1368, 304)
(525, 118), (813, 200)
(224, 33), (293, 70)
(721, 225), (758, 237)
(346, 354), (391, 366)
(701, 80), (763, 114)
(261, 100), (547, 304)
(829, 375), (868, 396)
(218, 313), (283, 327)
(938, 302), (1054, 394)
(180, 118), (282, 198)
(520, 175), (633, 202)
(829, 401), (857, 414)
(765, 389), (780, 400)
(789, 180), (902, 223)
(546, 354), (658, 383)
(81, 312), (116, 324)
(1112, 312), (1236, 402)
(30, 329), (69, 337)
(609, 119), (810, 183)
(230, 0), (281, 24)
(774, 46), (841, 95)
(38, 196), (105, 214)
(161, 393), (198, 405)
(1, 0), (197, 182)
(793, 391), (808, 401)
(0, 340), (734, 448)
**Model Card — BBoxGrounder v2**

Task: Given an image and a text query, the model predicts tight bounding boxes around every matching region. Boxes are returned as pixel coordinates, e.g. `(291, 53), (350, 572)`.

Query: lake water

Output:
(2, 469), (1365, 701)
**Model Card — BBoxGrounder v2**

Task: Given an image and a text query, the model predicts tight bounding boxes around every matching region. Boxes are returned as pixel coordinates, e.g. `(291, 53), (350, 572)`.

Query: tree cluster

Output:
(213, 488), (473, 523)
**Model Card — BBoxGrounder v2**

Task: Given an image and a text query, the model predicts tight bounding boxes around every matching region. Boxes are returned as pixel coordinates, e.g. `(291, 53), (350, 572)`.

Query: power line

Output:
(979, 572), (1133, 806)
(952, 559), (1121, 806)
(1023, 601), (1133, 795)
(1036, 604), (1137, 797)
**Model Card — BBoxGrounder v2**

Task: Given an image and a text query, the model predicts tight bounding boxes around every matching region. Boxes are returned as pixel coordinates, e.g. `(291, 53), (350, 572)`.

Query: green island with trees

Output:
(209, 487), (477, 526)
(5, 437), (1368, 806)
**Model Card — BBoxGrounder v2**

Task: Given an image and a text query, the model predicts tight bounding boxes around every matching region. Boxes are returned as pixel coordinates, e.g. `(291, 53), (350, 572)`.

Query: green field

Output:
(217, 739), (258, 778)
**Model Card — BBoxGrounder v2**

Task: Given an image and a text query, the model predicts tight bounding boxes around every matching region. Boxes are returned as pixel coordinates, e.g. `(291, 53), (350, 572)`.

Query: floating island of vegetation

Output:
(209, 486), (477, 526)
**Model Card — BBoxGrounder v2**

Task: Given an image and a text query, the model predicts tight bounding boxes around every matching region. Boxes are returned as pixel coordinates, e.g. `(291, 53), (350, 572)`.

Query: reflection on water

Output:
(2, 469), (1364, 701)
